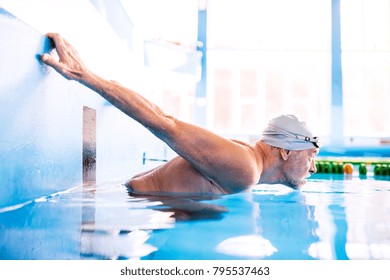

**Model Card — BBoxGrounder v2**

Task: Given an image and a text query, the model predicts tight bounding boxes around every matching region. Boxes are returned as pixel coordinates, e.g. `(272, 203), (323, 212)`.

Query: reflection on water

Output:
(248, 188), (320, 260)
(79, 185), (229, 259)
(215, 235), (277, 258)
(305, 180), (390, 259)
(129, 193), (228, 221)
(78, 183), (174, 259)
(1, 179), (390, 260)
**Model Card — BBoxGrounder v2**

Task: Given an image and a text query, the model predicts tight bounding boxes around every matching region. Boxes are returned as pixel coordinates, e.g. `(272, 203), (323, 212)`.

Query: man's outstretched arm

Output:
(41, 33), (261, 192)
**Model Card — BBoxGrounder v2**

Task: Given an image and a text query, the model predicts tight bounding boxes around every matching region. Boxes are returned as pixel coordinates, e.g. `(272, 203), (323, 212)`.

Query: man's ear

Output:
(280, 149), (290, 161)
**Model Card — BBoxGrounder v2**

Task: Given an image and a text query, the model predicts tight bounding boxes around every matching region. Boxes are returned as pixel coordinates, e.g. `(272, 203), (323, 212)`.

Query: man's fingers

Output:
(45, 32), (59, 49)
(41, 53), (54, 65)
(41, 33), (81, 80)
(45, 32), (70, 59)
(41, 54), (63, 72)
(45, 32), (61, 42)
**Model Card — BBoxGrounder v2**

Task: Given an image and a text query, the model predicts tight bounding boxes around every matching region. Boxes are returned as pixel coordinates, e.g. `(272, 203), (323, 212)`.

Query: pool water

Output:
(1, 176), (390, 260)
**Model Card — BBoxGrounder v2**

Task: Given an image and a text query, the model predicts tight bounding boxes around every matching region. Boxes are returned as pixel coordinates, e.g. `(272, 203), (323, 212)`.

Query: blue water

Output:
(1, 176), (390, 260)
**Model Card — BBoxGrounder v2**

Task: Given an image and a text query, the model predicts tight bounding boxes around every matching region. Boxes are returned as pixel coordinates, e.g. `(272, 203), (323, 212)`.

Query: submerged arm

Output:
(41, 33), (261, 192)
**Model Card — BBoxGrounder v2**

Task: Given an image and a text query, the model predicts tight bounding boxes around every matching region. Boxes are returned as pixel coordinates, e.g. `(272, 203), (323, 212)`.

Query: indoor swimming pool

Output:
(3, 1), (390, 272)
(1, 173), (390, 260)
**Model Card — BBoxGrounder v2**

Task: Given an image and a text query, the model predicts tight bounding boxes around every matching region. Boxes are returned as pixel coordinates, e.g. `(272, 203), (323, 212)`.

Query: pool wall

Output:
(0, 8), (168, 208)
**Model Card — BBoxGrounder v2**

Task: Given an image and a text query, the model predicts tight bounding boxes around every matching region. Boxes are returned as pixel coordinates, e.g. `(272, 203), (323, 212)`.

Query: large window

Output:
(207, 0), (331, 139)
(341, 0), (390, 138)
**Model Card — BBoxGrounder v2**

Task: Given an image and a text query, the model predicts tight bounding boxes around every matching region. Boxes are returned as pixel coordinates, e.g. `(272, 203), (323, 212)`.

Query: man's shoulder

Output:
(230, 139), (251, 147)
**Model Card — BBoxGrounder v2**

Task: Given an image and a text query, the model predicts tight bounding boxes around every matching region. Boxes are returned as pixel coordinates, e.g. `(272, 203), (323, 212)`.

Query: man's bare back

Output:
(128, 140), (262, 195)
(128, 156), (229, 195)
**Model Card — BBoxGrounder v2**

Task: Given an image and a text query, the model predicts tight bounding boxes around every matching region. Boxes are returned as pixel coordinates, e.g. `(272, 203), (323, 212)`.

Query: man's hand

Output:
(40, 33), (89, 81)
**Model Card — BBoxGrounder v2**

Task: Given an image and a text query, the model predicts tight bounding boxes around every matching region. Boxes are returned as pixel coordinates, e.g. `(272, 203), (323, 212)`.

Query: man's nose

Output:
(309, 160), (317, 174)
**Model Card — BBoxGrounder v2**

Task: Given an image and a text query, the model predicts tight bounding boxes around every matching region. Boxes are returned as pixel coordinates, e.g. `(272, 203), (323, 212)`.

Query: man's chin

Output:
(293, 179), (307, 190)
(285, 181), (304, 190)
(279, 178), (307, 190)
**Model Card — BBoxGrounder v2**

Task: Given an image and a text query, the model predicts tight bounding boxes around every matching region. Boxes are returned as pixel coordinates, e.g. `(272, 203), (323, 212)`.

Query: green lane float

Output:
(315, 158), (390, 177)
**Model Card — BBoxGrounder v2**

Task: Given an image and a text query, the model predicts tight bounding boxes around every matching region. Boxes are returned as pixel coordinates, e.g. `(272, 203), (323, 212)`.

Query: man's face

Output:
(282, 148), (319, 189)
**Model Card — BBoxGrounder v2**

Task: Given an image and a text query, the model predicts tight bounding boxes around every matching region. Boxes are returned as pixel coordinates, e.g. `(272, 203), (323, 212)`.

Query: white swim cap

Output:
(261, 114), (322, 150)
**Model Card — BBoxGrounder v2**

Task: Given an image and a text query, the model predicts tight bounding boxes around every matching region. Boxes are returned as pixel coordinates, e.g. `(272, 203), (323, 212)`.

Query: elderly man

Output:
(41, 33), (321, 196)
